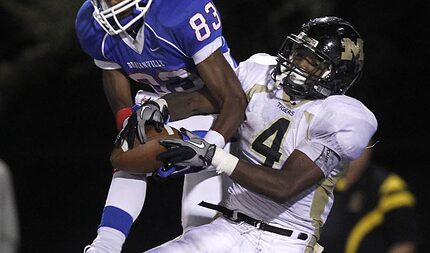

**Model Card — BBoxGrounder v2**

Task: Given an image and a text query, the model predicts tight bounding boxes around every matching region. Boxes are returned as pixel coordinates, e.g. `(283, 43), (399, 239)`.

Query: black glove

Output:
(135, 99), (169, 143)
(114, 112), (138, 151)
(157, 128), (216, 168)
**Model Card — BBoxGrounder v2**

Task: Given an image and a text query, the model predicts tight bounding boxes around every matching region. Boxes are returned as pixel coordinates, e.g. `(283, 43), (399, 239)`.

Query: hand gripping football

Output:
(110, 125), (181, 174)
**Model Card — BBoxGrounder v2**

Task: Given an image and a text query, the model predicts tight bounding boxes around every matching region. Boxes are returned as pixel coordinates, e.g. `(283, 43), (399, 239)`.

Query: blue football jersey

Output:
(75, 0), (236, 95)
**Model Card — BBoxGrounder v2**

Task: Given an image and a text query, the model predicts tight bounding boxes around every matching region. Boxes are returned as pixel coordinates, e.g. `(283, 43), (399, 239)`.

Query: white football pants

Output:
(135, 90), (234, 230)
(144, 217), (322, 253)
(167, 115), (234, 229)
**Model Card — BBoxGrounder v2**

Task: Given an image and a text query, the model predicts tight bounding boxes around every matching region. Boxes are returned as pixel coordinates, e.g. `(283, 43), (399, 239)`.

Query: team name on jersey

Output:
(277, 102), (295, 116)
(126, 60), (166, 69)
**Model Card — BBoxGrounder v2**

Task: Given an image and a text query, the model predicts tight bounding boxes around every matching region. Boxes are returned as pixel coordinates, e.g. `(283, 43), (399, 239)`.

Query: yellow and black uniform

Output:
(319, 164), (418, 253)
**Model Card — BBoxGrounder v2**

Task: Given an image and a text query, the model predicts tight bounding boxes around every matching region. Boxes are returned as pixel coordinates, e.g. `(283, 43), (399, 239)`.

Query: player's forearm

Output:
(230, 161), (297, 203)
(206, 68), (247, 141)
(162, 88), (219, 121)
(102, 69), (133, 114)
(210, 147), (297, 203)
(210, 94), (246, 140)
(214, 149), (324, 203)
(196, 49), (247, 141)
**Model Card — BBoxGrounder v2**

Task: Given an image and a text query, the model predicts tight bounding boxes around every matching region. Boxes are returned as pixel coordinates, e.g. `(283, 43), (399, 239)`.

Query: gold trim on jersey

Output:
(304, 111), (314, 140)
(344, 174), (416, 253)
(334, 162), (350, 191)
(246, 84), (268, 102)
(310, 174), (342, 240)
(246, 83), (313, 108)
(282, 91), (293, 104)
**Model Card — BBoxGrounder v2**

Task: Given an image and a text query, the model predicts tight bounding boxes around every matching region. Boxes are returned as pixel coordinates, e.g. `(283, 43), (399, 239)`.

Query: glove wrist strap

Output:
(212, 147), (239, 176)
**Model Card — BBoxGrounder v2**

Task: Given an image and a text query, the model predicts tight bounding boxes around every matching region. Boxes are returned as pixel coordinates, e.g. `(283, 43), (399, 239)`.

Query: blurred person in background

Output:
(319, 138), (419, 253)
(0, 159), (20, 253)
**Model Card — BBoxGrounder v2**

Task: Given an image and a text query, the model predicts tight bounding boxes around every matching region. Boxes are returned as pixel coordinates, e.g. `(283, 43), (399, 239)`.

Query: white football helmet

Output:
(91, 0), (153, 35)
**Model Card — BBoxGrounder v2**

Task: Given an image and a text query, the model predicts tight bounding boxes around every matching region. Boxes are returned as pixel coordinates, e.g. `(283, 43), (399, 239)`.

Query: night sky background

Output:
(0, 0), (429, 252)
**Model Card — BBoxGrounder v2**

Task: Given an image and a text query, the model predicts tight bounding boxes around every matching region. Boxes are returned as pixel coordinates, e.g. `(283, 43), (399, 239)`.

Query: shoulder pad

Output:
(248, 53), (277, 66)
(236, 54), (276, 93)
(75, 0), (106, 60)
(151, 0), (224, 58)
(308, 95), (378, 160)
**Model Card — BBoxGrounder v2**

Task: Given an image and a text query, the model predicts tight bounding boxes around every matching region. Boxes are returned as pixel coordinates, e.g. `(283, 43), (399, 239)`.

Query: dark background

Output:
(0, 0), (429, 252)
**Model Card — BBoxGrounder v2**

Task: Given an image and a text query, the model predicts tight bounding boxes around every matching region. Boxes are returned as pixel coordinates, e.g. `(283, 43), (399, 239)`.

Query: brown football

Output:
(110, 125), (181, 174)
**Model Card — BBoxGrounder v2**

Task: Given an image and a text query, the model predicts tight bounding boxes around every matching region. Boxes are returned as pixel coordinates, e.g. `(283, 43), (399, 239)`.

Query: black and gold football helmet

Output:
(273, 16), (364, 99)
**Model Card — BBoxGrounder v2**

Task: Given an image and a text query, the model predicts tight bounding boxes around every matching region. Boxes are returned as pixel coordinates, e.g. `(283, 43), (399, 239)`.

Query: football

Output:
(110, 125), (181, 174)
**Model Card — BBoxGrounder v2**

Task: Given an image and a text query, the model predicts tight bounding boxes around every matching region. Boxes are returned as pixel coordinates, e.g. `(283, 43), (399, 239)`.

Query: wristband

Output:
(115, 107), (132, 131)
(204, 130), (226, 148)
(211, 147), (239, 176)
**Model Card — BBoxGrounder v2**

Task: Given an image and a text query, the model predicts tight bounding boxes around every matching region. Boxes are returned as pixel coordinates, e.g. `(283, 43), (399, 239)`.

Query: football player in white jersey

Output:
(75, 0), (246, 252)
(152, 16), (378, 253)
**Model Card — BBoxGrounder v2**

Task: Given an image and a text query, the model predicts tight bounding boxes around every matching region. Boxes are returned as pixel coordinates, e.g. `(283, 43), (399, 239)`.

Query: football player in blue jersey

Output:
(75, 0), (246, 252)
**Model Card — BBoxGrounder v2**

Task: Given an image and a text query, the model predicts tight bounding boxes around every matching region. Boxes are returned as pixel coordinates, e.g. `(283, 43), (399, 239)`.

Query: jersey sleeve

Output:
(234, 61), (251, 93)
(172, 0), (224, 64)
(303, 95), (378, 162)
(94, 59), (122, 70)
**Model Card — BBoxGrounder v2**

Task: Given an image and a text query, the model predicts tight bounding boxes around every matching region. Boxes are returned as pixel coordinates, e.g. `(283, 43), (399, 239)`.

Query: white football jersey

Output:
(226, 53), (377, 238)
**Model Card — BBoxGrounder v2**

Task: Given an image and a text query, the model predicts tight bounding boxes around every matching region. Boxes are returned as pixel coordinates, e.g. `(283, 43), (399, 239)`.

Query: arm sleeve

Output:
(94, 59), (122, 70)
(296, 140), (340, 177)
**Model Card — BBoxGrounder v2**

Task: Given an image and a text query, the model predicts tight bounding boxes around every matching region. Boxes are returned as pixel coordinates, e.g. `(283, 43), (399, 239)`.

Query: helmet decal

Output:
(341, 38), (364, 61)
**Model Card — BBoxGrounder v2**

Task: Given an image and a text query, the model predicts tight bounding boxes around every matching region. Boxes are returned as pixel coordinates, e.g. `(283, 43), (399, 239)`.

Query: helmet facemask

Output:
(273, 33), (332, 100)
(91, 0), (153, 35)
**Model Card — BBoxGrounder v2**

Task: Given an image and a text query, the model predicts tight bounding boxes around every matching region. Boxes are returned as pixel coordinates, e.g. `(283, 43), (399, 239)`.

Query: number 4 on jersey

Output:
(252, 118), (290, 167)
